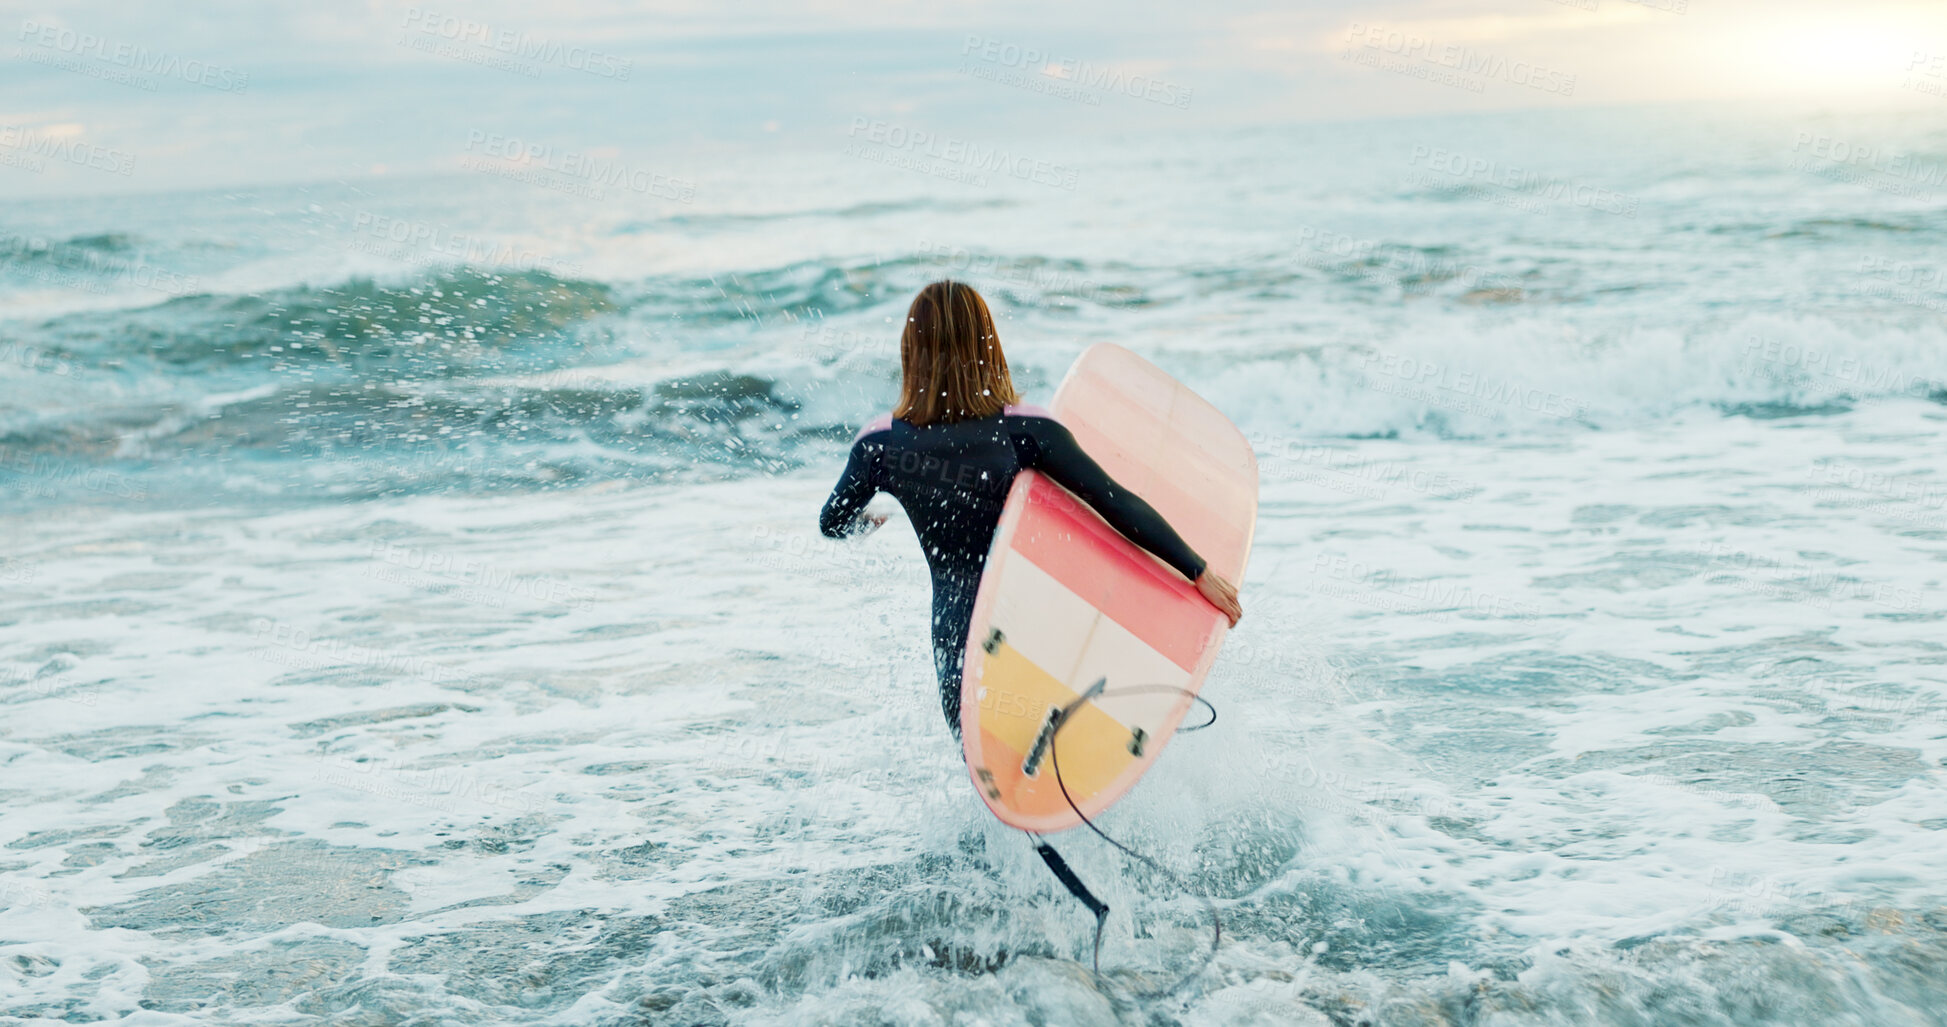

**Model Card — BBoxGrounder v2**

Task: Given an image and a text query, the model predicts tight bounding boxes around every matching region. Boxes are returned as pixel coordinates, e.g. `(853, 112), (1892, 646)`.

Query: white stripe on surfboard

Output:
(985, 551), (1191, 731)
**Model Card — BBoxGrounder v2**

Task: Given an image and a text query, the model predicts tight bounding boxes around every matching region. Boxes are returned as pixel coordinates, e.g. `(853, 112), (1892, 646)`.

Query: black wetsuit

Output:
(819, 406), (1206, 735)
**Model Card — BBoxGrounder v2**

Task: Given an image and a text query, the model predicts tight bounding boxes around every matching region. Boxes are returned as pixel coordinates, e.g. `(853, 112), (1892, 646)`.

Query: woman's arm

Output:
(1019, 417), (1241, 624)
(819, 436), (883, 538)
(1017, 417), (1205, 581)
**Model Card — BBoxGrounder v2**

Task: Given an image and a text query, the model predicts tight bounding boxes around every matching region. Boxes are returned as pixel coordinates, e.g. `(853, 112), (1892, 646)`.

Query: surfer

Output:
(820, 280), (1242, 737)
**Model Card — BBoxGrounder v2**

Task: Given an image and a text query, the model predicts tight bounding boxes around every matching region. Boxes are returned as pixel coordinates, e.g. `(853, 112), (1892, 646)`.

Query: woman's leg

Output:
(931, 580), (977, 741)
(934, 645), (962, 739)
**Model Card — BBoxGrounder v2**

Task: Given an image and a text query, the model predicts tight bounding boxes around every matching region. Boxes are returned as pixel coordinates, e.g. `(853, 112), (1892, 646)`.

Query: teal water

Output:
(3, 104), (1947, 1025)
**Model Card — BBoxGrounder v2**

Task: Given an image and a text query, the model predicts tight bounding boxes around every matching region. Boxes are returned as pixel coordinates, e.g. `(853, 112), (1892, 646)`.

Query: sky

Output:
(3, 0), (1946, 197)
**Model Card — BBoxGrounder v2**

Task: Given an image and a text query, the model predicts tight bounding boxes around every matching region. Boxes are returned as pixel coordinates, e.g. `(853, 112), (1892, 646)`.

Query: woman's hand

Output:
(1195, 569), (1242, 627)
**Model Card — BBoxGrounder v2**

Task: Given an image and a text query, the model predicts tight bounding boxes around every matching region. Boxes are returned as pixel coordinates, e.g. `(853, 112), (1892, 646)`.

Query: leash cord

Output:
(1041, 685), (1221, 999)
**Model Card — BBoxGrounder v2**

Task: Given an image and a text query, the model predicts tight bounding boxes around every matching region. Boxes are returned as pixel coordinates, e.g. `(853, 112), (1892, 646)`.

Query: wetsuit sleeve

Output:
(1016, 418), (1207, 582)
(819, 435), (880, 538)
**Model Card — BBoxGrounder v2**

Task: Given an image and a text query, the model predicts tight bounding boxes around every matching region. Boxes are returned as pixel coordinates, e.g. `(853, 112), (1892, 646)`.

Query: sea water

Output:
(3, 103), (1946, 1025)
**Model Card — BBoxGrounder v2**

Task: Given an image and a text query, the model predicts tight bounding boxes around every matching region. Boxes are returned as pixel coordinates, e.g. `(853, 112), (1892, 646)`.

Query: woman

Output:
(820, 280), (1243, 738)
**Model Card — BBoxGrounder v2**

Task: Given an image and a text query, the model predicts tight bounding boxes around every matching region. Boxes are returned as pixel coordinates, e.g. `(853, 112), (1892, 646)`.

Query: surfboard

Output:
(959, 343), (1258, 833)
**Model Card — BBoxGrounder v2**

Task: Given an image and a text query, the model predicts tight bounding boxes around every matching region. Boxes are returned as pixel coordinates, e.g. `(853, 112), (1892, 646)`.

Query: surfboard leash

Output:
(1030, 840), (1110, 970)
(1032, 683), (1222, 1000)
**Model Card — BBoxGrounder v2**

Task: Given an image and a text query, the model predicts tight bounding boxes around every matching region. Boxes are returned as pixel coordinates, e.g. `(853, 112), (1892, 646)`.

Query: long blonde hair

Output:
(892, 280), (1018, 426)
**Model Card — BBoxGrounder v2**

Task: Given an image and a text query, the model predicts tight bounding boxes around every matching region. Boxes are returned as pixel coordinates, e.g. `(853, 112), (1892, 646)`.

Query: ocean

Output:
(4, 102), (1947, 1025)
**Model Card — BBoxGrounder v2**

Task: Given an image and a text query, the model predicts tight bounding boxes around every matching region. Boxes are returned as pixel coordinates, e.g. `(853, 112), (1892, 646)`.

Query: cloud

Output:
(5, 0), (1945, 196)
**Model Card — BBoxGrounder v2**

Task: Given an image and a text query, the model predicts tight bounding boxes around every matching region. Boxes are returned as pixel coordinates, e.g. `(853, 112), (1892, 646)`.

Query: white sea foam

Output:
(7, 105), (1947, 1023)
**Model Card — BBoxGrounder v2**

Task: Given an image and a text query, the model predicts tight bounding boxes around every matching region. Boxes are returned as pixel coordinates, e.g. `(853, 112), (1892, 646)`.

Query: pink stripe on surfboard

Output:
(1010, 475), (1213, 672)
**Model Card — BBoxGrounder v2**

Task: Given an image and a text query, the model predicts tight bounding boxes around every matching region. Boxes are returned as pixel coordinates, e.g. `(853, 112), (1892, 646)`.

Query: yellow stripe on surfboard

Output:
(973, 634), (1139, 812)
